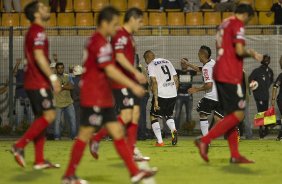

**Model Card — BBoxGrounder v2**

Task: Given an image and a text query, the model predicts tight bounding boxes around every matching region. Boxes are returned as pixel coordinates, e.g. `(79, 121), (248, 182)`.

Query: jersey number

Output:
(161, 65), (171, 82)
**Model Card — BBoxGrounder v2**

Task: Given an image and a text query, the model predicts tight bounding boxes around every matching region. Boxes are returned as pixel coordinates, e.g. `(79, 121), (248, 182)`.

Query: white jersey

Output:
(202, 59), (218, 101)
(148, 58), (177, 98)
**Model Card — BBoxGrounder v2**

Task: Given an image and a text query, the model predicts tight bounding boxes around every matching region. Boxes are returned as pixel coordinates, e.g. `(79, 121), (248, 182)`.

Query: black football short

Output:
(197, 97), (224, 118)
(113, 88), (141, 113)
(277, 98), (282, 115)
(80, 106), (116, 130)
(216, 81), (246, 115)
(150, 96), (176, 119)
(26, 89), (55, 116)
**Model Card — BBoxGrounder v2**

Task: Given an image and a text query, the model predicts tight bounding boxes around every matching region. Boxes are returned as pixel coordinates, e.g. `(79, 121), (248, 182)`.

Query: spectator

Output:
(175, 59), (197, 130)
(13, 58), (34, 126)
(50, 54), (58, 73)
(0, 80), (8, 95)
(71, 65), (82, 130)
(50, 0), (66, 13)
(267, 0), (282, 25)
(3, 0), (21, 12)
(160, 0), (189, 12)
(249, 55), (274, 139)
(148, 0), (160, 9)
(54, 62), (76, 140)
(136, 54), (150, 140)
(213, 0), (236, 12)
(186, 0), (200, 12)
(243, 70), (253, 139)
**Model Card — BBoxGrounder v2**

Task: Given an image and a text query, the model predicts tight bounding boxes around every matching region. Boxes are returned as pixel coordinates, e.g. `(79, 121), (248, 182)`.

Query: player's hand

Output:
(52, 80), (62, 94)
(154, 100), (160, 111)
(131, 84), (145, 98)
(188, 87), (198, 94)
(249, 49), (263, 62)
(135, 72), (147, 84)
(181, 58), (189, 66)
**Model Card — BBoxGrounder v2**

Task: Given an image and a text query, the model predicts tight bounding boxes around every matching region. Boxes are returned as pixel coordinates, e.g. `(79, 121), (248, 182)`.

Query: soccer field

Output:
(1, 138), (281, 184)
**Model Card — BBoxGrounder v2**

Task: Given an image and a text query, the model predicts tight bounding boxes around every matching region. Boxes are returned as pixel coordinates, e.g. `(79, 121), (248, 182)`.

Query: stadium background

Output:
(0, 0), (281, 133)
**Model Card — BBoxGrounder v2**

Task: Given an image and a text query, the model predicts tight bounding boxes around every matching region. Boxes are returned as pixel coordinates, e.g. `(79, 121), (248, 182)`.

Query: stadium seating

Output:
(1, 13), (20, 36)
(222, 12), (234, 20)
(74, 0), (91, 12)
(204, 12), (221, 25)
(20, 13), (30, 27)
(21, 0), (33, 10)
(258, 12), (274, 25)
(119, 12), (125, 25)
(134, 12), (151, 36)
(238, 0), (254, 7)
(247, 13), (258, 25)
(255, 0), (272, 11)
(185, 12), (204, 35)
(57, 13), (76, 35)
(245, 13), (261, 35)
(92, 0), (109, 12)
(168, 12), (187, 35)
(149, 12), (168, 35)
(110, 0), (127, 11)
(128, 0), (146, 11)
(65, 0), (74, 12)
(76, 13), (94, 36)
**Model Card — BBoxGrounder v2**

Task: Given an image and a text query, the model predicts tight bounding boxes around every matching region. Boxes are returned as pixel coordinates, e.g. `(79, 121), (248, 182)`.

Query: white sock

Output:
(152, 121), (163, 144)
(166, 118), (176, 132)
(200, 119), (209, 136)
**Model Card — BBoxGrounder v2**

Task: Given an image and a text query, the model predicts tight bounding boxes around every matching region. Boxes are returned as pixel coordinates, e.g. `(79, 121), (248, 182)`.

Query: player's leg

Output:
(197, 98), (212, 136)
(276, 98), (282, 140)
(199, 113), (209, 136)
(150, 97), (164, 146)
(164, 97), (177, 145)
(12, 90), (56, 168)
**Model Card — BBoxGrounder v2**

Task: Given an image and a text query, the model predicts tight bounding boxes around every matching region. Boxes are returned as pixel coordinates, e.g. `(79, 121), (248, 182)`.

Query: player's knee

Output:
(151, 118), (158, 125)
(43, 109), (56, 123)
(120, 113), (132, 124)
(108, 123), (124, 139)
(78, 126), (95, 142)
(234, 111), (245, 122)
(199, 113), (207, 119)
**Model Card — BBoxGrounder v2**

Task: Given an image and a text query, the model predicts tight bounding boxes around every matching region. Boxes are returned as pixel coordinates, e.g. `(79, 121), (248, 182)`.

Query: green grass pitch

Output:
(1, 138), (281, 184)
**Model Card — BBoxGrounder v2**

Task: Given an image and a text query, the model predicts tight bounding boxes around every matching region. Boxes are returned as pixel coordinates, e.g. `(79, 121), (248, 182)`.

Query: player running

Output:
(62, 7), (157, 184)
(89, 8), (148, 161)
(183, 45), (224, 136)
(10, 1), (61, 169)
(195, 4), (263, 164)
(144, 50), (179, 146)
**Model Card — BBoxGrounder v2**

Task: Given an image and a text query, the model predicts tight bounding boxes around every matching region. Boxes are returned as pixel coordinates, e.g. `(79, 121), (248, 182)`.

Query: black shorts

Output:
(197, 97), (224, 118)
(216, 82), (246, 115)
(26, 89), (55, 116)
(113, 88), (141, 113)
(277, 98), (282, 115)
(80, 106), (116, 130)
(150, 96), (176, 119)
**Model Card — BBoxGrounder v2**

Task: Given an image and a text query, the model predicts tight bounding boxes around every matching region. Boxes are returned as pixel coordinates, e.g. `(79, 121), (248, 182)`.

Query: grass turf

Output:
(0, 138), (281, 184)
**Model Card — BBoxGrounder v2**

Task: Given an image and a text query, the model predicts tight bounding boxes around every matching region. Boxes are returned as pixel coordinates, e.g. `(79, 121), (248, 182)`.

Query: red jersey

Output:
(214, 17), (246, 84)
(80, 32), (115, 107)
(111, 27), (136, 89)
(24, 23), (50, 90)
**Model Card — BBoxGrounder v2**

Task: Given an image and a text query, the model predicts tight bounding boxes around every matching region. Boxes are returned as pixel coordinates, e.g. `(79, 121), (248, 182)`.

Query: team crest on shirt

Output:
(123, 97), (134, 106)
(42, 99), (51, 108)
(203, 69), (210, 81)
(34, 32), (46, 46)
(89, 114), (102, 126)
(238, 100), (246, 109)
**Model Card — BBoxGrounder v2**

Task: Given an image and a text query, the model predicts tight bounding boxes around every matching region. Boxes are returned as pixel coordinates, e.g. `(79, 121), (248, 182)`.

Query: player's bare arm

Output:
(150, 77), (159, 111)
(235, 43), (263, 61)
(173, 75), (179, 90)
(13, 58), (21, 77)
(116, 53), (146, 84)
(34, 49), (61, 93)
(271, 86), (277, 106)
(104, 64), (145, 98)
(188, 82), (212, 94)
(181, 58), (201, 72)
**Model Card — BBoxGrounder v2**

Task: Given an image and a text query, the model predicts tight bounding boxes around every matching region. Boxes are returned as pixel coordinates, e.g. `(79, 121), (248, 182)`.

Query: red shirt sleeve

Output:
(95, 42), (114, 69)
(233, 22), (246, 45)
(32, 30), (46, 50)
(112, 33), (127, 54)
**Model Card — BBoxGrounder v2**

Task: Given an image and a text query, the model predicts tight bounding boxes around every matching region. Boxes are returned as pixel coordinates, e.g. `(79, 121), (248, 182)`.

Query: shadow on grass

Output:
(10, 169), (49, 182)
(83, 174), (113, 183)
(221, 165), (259, 175)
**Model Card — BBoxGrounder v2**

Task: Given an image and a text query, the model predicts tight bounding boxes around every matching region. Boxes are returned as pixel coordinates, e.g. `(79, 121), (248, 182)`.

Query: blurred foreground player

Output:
(62, 7), (157, 184)
(90, 8), (149, 161)
(144, 50), (179, 146)
(10, 1), (62, 169)
(195, 4), (263, 164)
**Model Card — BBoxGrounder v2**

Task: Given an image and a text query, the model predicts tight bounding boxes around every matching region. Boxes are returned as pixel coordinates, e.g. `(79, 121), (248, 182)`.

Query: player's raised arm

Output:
(181, 58), (201, 72)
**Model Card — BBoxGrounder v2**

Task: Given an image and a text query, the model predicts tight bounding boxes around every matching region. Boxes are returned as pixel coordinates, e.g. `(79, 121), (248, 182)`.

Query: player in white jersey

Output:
(143, 50), (179, 146)
(183, 46), (224, 136)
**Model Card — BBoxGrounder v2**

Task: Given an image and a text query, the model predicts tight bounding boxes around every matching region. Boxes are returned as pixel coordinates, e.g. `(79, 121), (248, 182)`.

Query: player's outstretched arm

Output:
(34, 49), (61, 93)
(235, 43), (263, 61)
(104, 64), (145, 98)
(188, 82), (212, 94)
(116, 53), (146, 84)
(181, 58), (201, 72)
(150, 77), (159, 111)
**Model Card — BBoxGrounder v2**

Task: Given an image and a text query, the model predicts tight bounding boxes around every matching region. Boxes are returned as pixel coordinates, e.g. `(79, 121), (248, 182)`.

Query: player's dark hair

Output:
(97, 6), (120, 26)
(55, 62), (64, 69)
(24, 0), (40, 22)
(235, 4), (254, 17)
(124, 8), (143, 23)
(200, 45), (212, 59)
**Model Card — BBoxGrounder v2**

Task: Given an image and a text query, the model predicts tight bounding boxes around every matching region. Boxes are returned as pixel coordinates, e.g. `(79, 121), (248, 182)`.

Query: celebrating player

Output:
(183, 45), (224, 136)
(90, 8), (148, 161)
(195, 4), (263, 163)
(62, 7), (157, 184)
(144, 50), (179, 146)
(10, 1), (61, 169)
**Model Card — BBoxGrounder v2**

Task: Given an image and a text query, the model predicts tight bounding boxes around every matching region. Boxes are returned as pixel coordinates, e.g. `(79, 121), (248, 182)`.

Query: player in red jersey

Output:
(89, 8), (149, 161)
(10, 1), (61, 170)
(62, 7), (157, 184)
(195, 4), (263, 164)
